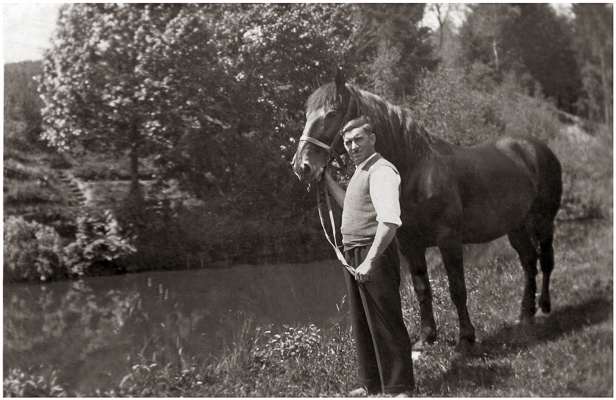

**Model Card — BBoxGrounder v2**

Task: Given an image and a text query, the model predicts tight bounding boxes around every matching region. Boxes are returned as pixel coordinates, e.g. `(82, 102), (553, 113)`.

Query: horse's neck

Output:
(356, 90), (447, 172)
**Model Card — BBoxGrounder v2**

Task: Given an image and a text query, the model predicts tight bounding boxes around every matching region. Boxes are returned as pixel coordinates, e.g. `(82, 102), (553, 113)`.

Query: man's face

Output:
(343, 127), (376, 165)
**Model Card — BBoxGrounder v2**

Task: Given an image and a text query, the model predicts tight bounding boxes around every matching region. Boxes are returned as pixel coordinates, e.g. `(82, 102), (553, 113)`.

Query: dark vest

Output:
(341, 153), (399, 249)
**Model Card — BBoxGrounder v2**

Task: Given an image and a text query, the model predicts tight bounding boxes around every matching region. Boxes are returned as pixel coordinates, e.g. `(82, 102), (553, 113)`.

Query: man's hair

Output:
(341, 116), (374, 136)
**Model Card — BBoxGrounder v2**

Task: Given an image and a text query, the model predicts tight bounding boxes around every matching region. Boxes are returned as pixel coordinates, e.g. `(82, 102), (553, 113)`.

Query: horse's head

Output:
(292, 68), (356, 183)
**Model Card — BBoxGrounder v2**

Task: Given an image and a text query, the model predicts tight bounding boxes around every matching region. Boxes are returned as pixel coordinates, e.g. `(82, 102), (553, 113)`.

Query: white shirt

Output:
(355, 153), (402, 227)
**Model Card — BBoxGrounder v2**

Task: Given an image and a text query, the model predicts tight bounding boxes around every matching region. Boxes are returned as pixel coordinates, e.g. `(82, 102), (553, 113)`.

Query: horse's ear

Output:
(335, 66), (346, 103)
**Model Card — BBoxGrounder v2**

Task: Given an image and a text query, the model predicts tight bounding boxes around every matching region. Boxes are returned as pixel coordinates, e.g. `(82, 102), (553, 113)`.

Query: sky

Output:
(2, 2), (62, 63)
(2, 2), (573, 65)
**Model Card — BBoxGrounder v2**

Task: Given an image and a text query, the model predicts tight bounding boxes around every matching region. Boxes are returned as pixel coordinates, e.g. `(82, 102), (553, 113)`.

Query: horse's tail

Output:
(530, 140), (562, 314)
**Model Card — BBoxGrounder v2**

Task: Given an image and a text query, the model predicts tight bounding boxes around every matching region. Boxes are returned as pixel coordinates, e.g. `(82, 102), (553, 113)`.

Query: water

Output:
(3, 260), (348, 394)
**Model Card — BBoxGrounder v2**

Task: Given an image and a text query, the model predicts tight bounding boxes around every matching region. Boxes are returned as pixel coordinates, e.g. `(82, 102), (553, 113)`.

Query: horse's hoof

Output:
(539, 297), (551, 314)
(454, 339), (474, 355)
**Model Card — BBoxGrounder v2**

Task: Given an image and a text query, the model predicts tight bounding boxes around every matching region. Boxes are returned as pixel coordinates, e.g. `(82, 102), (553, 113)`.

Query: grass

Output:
(406, 219), (612, 397)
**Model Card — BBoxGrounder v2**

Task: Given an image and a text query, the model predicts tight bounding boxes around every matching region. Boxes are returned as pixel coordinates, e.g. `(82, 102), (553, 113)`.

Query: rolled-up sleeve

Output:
(369, 166), (402, 227)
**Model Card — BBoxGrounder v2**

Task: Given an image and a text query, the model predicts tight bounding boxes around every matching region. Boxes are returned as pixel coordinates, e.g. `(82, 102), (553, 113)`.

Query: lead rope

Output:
(316, 183), (356, 277)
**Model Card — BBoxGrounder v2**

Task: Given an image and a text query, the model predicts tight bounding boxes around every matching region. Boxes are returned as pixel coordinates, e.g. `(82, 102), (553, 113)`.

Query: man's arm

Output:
(355, 165), (401, 282)
(354, 222), (397, 282)
(322, 168), (345, 208)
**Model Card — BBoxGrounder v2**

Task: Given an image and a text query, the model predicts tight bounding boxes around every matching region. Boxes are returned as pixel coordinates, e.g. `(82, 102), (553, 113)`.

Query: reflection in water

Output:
(4, 260), (347, 394)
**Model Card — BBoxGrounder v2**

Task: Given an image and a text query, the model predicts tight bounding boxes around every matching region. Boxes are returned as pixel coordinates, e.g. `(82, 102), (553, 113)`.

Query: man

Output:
(322, 116), (414, 397)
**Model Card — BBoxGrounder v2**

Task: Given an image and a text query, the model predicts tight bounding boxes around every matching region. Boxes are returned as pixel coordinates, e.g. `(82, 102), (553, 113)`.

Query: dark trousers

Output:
(344, 242), (414, 394)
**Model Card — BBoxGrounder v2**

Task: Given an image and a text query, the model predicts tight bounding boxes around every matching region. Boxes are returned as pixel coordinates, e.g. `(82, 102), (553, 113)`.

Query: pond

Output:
(3, 260), (348, 394)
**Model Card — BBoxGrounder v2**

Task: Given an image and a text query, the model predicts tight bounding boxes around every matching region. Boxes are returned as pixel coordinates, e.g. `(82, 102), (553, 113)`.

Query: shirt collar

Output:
(355, 152), (379, 170)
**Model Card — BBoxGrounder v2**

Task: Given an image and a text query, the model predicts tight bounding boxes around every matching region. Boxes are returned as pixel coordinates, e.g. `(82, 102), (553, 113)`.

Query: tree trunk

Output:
(128, 121), (143, 204)
(598, 49), (612, 125)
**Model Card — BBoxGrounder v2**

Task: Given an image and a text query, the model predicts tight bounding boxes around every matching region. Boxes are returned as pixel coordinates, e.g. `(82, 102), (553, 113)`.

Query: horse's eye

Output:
(324, 110), (338, 119)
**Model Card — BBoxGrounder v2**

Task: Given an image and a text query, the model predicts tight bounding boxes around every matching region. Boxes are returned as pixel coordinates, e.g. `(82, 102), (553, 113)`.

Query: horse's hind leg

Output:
(508, 227), (539, 323)
(399, 242), (437, 348)
(537, 223), (555, 314)
(438, 237), (475, 350)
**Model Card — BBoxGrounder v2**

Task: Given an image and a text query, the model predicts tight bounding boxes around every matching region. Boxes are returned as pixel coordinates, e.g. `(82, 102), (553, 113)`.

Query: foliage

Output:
(351, 4), (438, 100)
(62, 210), (136, 276)
(410, 66), (562, 146)
(3, 368), (67, 397)
(4, 211), (135, 282)
(4, 216), (64, 282)
(572, 4), (613, 124)
(409, 66), (501, 145)
(549, 123), (612, 220)
(71, 152), (154, 181)
(458, 4), (582, 113)
(38, 4), (182, 197)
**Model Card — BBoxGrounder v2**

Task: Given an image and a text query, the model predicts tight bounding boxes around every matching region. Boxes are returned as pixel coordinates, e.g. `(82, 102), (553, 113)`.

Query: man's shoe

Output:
(348, 387), (368, 397)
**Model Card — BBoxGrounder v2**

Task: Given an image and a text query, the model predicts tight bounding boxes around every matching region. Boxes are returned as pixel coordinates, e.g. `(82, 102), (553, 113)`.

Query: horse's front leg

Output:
(399, 239), (437, 349)
(438, 236), (476, 352)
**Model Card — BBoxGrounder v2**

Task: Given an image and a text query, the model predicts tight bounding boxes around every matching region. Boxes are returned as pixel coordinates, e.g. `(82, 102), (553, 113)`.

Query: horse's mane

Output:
(306, 83), (449, 173)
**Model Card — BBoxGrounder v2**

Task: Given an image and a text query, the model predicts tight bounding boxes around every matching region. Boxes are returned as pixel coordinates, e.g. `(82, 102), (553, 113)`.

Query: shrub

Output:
(62, 210), (136, 276)
(4, 216), (64, 282)
(492, 76), (561, 142)
(3, 368), (67, 397)
(410, 67), (505, 145)
(409, 66), (562, 146)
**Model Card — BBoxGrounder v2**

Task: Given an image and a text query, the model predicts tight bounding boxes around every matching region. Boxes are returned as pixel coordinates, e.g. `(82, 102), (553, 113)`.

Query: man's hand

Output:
(354, 257), (377, 283)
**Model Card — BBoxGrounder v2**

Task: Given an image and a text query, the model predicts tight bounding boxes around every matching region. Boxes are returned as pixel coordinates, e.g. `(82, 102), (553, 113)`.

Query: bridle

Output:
(297, 87), (357, 168)
(298, 133), (345, 167)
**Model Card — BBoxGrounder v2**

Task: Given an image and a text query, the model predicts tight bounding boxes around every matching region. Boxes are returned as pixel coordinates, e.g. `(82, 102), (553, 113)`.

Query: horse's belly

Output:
(460, 184), (536, 243)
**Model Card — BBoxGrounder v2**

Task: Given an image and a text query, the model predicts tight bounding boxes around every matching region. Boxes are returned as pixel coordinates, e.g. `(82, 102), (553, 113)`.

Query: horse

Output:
(292, 69), (562, 352)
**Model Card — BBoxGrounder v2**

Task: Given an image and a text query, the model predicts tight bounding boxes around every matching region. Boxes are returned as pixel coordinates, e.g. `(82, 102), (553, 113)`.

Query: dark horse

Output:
(292, 70), (562, 351)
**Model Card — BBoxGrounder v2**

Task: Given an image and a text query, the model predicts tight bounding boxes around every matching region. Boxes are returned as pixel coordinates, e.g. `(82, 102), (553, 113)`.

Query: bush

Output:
(3, 368), (67, 397)
(549, 123), (612, 220)
(492, 76), (561, 142)
(409, 67), (561, 145)
(62, 210), (136, 276)
(4, 216), (64, 282)
(409, 66), (504, 146)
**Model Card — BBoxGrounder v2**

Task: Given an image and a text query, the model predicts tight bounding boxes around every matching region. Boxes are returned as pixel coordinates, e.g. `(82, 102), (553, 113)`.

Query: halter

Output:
(298, 89), (357, 168)
(298, 133), (345, 167)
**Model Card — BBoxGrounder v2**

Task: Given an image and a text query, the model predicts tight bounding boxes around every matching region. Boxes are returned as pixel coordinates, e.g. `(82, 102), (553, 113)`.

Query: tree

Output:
(140, 4), (355, 207)
(458, 4), (582, 112)
(572, 4), (613, 124)
(39, 4), (181, 201)
(350, 4), (438, 100)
